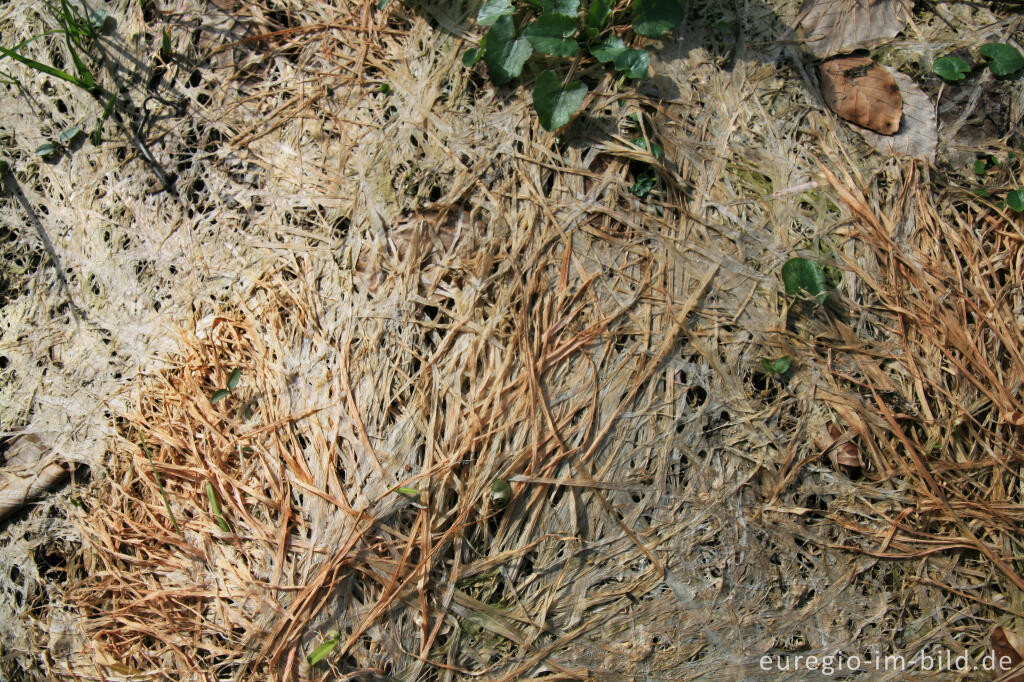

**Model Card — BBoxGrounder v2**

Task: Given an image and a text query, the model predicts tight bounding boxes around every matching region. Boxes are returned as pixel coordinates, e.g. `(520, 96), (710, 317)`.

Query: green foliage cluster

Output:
(972, 150), (1024, 212)
(1, 0), (118, 155)
(464, 0), (685, 130)
(933, 42), (1024, 81)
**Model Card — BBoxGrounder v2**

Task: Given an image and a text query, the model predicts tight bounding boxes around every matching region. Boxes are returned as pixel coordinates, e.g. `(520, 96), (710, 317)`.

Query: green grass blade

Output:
(141, 441), (183, 536)
(0, 44), (89, 89)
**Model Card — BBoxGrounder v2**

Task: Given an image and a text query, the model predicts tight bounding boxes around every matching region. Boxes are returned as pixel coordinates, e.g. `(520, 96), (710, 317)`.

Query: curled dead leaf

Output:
(991, 626), (1024, 681)
(819, 56), (902, 135)
(798, 0), (911, 59)
(1003, 411), (1024, 427)
(826, 420), (863, 471)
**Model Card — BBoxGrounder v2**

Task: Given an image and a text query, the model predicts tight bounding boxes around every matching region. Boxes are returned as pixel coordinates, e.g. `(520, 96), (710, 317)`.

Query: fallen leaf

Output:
(991, 626), (1024, 681)
(827, 421), (863, 470)
(797, 0), (911, 59)
(819, 56), (902, 135)
(0, 434), (70, 521)
(853, 66), (937, 162)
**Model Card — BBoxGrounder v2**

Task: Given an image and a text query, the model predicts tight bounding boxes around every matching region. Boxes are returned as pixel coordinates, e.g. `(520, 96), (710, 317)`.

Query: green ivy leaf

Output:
(614, 48), (650, 78)
(533, 69), (587, 131)
(980, 43), (1024, 77)
(523, 15), (579, 56)
(932, 55), (970, 81)
(629, 173), (657, 198)
(760, 356), (792, 375)
(586, 0), (612, 31)
(307, 635), (339, 665)
(632, 0), (685, 38)
(211, 389), (230, 404)
(782, 257), (828, 304)
(540, 0), (579, 14)
(631, 136), (663, 159)
(462, 47), (482, 67)
(227, 368), (242, 390)
(973, 187), (990, 199)
(1007, 189), (1024, 212)
(973, 159), (988, 175)
(483, 15), (533, 85)
(590, 35), (627, 63)
(477, 0), (515, 26)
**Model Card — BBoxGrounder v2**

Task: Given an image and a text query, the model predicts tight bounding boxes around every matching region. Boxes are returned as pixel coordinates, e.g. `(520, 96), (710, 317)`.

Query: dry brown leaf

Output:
(826, 421), (864, 471)
(991, 627), (1024, 681)
(0, 434), (69, 520)
(819, 56), (902, 135)
(854, 66), (938, 162)
(798, 0), (912, 59)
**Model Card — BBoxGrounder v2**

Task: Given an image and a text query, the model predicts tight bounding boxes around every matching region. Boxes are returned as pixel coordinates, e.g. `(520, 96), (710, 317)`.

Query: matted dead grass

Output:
(1, 0), (1023, 679)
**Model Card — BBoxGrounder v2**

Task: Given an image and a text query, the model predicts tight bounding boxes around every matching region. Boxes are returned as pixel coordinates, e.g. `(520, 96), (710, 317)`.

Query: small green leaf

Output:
(590, 35), (627, 63)
(206, 481), (231, 532)
(462, 47), (482, 67)
(397, 486), (420, 497)
(782, 257), (828, 304)
(632, 0), (685, 38)
(35, 142), (57, 157)
(980, 43), (1024, 77)
(586, 0), (612, 31)
(629, 173), (657, 197)
(227, 368), (242, 390)
(760, 356), (792, 375)
(1007, 189), (1024, 212)
(161, 30), (173, 61)
(88, 9), (109, 31)
(523, 15), (579, 56)
(973, 159), (987, 175)
(533, 69), (587, 131)
(59, 125), (81, 145)
(614, 48), (650, 79)
(490, 479), (512, 508)
(541, 0), (579, 14)
(483, 15), (533, 85)
(630, 136), (662, 159)
(377, 0), (393, 8)
(933, 55), (970, 81)
(307, 636), (339, 665)
(477, 0), (515, 26)
(211, 389), (230, 404)
(972, 187), (990, 199)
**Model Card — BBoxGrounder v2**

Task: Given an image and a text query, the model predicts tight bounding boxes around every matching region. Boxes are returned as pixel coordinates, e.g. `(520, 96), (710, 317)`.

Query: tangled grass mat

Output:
(1, 0), (1023, 679)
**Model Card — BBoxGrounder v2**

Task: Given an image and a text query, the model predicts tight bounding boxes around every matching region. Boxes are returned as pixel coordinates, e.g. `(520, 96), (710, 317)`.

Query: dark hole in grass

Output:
(688, 385), (707, 407)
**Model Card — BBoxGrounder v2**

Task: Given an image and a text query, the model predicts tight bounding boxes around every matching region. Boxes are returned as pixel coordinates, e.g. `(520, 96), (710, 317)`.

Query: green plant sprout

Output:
(970, 151), (1023, 210)
(307, 630), (340, 665)
(933, 55), (970, 82)
(759, 356), (792, 376)
(210, 368), (243, 404)
(934, 43), (1023, 82)
(141, 441), (183, 536)
(782, 257), (828, 305)
(465, 0), (685, 130)
(205, 481), (232, 532)
(1, 1), (180, 193)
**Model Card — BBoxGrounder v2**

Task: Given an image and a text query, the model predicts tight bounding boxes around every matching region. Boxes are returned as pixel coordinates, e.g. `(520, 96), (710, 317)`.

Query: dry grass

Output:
(1, 0), (1023, 679)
